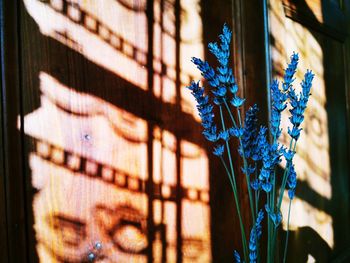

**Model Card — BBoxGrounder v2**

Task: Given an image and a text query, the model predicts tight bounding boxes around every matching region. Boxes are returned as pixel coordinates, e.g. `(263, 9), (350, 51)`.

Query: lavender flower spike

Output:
(287, 164), (297, 199)
(234, 250), (241, 263)
(187, 81), (218, 142)
(249, 210), (264, 263)
(271, 53), (299, 140)
(282, 52), (299, 91)
(287, 70), (315, 141)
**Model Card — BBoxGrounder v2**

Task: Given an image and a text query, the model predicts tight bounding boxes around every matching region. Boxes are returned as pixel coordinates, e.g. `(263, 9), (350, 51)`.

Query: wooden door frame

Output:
(0, 0), (29, 262)
(201, 0), (271, 261)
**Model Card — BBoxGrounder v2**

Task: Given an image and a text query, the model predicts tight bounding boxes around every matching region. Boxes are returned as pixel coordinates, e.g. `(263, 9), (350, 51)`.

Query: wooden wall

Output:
(0, 0), (268, 262)
(3, 0), (350, 263)
(269, 0), (350, 261)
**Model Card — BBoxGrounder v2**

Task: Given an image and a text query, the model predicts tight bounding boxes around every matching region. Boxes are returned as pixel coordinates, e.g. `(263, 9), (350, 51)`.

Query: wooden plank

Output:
(0, 5), (10, 259)
(19, 0), (212, 262)
(0, 0), (28, 262)
(16, 0), (277, 262)
(270, 0), (350, 260)
(201, 0), (270, 261)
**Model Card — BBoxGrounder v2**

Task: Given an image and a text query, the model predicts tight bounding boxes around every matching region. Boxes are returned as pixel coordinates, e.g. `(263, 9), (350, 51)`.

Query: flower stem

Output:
(219, 105), (248, 262)
(237, 107), (256, 224)
(220, 157), (248, 262)
(223, 100), (256, 224)
(273, 139), (297, 260)
(254, 165), (260, 216)
(277, 139), (296, 212)
(267, 193), (271, 263)
(255, 168), (261, 263)
(283, 199), (292, 263)
(224, 100), (237, 128)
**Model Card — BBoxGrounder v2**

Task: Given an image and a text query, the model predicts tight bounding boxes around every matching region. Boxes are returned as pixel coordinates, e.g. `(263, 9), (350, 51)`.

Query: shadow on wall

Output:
(20, 0), (212, 262)
(271, 0), (350, 262)
(284, 226), (331, 263)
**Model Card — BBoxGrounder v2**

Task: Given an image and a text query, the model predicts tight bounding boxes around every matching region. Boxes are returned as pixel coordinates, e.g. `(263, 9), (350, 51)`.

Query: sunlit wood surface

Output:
(270, 0), (350, 261)
(2, 0), (348, 262)
(20, 0), (211, 262)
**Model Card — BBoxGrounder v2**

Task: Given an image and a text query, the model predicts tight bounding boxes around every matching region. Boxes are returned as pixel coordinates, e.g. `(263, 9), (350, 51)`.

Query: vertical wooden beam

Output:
(236, 0), (269, 117)
(200, 3), (236, 261)
(174, 0), (183, 262)
(344, 0), (350, 173)
(0, 0), (9, 258)
(0, 0), (28, 262)
(146, 0), (155, 262)
(201, 0), (269, 261)
(263, 0), (272, 117)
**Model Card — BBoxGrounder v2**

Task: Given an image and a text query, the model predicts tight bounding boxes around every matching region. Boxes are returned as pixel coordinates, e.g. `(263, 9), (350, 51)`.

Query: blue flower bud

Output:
(270, 212), (282, 227)
(283, 149), (295, 162)
(203, 125), (218, 142)
(251, 179), (261, 190)
(219, 130), (230, 141)
(262, 182), (272, 193)
(208, 77), (220, 87)
(231, 96), (245, 107)
(241, 165), (255, 175)
(213, 144), (225, 156)
(288, 126), (302, 140)
(229, 84), (238, 94)
(217, 66), (228, 75)
(229, 127), (244, 137)
(259, 168), (270, 180)
(288, 189), (295, 199)
(234, 250), (241, 263)
(212, 86), (227, 97)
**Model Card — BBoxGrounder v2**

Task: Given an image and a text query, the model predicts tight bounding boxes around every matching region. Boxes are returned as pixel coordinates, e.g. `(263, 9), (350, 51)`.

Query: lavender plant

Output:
(187, 24), (314, 263)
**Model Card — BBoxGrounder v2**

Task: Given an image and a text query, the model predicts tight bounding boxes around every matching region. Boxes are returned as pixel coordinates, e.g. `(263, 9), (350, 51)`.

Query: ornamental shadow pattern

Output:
(20, 0), (212, 262)
(270, 0), (350, 261)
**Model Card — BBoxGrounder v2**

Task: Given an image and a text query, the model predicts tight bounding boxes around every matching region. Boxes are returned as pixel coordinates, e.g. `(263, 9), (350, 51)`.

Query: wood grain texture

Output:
(1, 0), (28, 262)
(18, 0), (213, 262)
(17, 0), (270, 261)
(201, 0), (270, 261)
(5, 0), (350, 262)
(270, 0), (350, 261)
